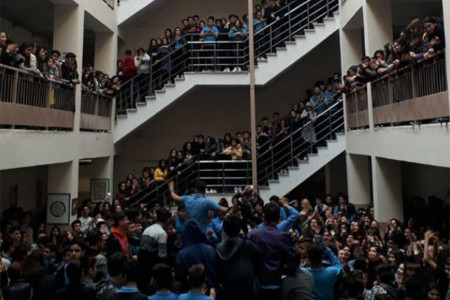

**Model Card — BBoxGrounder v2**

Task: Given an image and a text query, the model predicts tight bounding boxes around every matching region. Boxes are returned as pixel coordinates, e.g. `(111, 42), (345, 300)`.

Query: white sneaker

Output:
(223, 68), (230, 72)
(236, 67), (242, 72)
(231, 68), (237, 72)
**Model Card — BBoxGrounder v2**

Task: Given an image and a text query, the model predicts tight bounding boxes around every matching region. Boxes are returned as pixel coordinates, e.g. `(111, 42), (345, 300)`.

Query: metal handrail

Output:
(0, 63), (72, 86)
(117, 0), (339, 115)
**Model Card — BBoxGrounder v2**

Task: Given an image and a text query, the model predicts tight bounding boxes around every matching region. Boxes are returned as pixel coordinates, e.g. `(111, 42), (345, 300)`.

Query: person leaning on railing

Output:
(61, 52), (81, 89)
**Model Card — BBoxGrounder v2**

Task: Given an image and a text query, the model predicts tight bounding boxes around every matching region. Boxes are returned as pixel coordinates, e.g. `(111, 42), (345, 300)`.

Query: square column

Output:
(340, 28), (364, 75)
(53, 4), (85, 133)
(442, 0), (450, 117)
(325, 154), (348, 196)
(346, 153), (371, 206)
(363, 0), (393, 56)
(95, 32), (118, 76)
(91, 156), (114, 199)
(371, 157), (403, 223)
(48, 161), (79, 224)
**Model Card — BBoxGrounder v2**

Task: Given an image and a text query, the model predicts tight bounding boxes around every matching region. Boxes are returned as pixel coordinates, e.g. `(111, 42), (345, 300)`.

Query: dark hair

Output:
(69, 238), (86, 251)
(108, 252), (127, 277)
(188, 264), (206, 288)
(423, 16), (438, 24)
(9, 226), (21, 235)
(152, 263), (173, 289)
(158, 159), (167, 169)
(375, 263), (394, 284)
(51, 50), (61, 57)
(308, 244), (324, 265)
(124, 259), (140, 283)
(65, 52), (76, 59)
(263, 202), (280, 224)
(156, 208), (172, 223)
(71, 220), (81, 229)
(125, 49), (132, 55)
(113, 211), (127, 227)
(223, 214), (242, 237)
(207, 16), (215, 22)
(66, 261), (83, 286)
(194, 180), (206, 194)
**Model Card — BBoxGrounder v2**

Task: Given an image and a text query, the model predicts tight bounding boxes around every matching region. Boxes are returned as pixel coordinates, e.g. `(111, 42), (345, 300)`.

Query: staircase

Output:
(127, 100), (345, 207)
(114, 0), (340, 143)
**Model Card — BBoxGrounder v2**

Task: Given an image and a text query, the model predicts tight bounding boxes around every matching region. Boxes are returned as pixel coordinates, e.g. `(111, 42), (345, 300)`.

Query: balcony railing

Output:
(117, 0), (339, 115)
(371, 52), (448, 126)
(346, 86), (369, 129)
(0, 64), (75, 129)
(81, 92), (113, 131)
(125, 99), (344, 207)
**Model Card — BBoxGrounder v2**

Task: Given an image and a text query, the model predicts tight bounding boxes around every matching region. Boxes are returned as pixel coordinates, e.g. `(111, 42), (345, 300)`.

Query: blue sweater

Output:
(303, 247), (342, 300)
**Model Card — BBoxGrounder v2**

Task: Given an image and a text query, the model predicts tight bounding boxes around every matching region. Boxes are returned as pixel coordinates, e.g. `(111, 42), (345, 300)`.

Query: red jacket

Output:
(121, 56), (136, 79)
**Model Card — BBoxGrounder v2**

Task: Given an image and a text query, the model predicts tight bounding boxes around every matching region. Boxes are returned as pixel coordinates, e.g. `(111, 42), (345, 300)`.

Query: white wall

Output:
(346, 124), (450, 169)
(0, 17), (51, 48)
(118, 0), (255, 53)
(0, 166), (48, 213)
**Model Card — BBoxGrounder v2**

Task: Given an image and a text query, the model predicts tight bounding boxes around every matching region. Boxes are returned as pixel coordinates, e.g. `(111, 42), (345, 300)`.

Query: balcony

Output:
(346, 53), (448, 130)
(0, 64), (114, 132)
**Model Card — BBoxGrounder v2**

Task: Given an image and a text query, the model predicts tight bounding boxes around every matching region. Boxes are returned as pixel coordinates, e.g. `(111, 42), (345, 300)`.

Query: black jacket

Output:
(216, 237), (261, 300)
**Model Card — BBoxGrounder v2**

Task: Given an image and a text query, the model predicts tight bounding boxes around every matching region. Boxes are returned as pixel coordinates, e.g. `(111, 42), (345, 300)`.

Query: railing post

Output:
(11, 70), (19, 103)
(269, 26), (273, 52)
(411, 66), (417, 99)
(222, 162), (226, 193)
(288, 12), (292, 40)
(307, 1), (310, 26)
(94, 94), (99, 116)
(270, 147), (274, 179)
(289, 134), (294, 166)
(47, 81), (52, 108)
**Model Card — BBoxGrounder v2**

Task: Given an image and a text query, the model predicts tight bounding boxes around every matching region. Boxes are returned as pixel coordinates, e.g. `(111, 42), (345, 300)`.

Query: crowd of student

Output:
(0, 183), (449, 300)
(342, 16), (445, 92)
(0, 31), (121, 98)
(115, 72), (343, 200)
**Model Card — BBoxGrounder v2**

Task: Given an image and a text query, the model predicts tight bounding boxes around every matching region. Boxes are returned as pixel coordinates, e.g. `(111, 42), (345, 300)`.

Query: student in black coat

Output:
(54, 261), (96, 300)
(216, 214), (261, 300)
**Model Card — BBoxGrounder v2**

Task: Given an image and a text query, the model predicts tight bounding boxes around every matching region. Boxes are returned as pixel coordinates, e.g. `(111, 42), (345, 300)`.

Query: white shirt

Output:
(141, 223), (167, 258)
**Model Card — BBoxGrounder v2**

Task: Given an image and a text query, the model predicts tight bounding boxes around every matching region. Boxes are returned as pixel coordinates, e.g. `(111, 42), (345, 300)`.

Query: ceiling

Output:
(1, 0), (55, 40)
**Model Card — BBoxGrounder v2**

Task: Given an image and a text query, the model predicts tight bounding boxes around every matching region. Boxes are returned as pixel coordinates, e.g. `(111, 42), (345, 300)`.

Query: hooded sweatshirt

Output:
(216, 237), (261, 300)
(175, 220), (217, 292)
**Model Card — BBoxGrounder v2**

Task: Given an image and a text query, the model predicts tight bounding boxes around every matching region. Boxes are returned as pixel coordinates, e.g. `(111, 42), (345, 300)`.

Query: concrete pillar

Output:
(442, 0), (450, 117)
(363, 0), (393, 56)
(340, 28), (364, 75)
(346, 154), (371, 206)
(371, 157), (403, 223)
(48, 161), (79, 224)
(325, 154), (348, 196)
(91, 156), (114, 197)
(53, 4), (84, 133)
(95, 32), (118, 77)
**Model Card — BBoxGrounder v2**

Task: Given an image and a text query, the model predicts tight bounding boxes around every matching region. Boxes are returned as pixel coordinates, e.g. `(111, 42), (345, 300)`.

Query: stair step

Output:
(276, 47), (287, 51)
(278, 173), (289, 177)
(127, 108), (137, 113)
(136, 102), (147, 107)
(313, 22), (325, 27)
(334, 11), (339, 16)
(155, 89), (166, 94)
(257, 57), (269, 63)
(317, 146), (328, 150)
(146, 95), (157, 100)
(326, 139), (338, 143)
(117, 114), (128, 119)
(294, 35), (306, 39)
(268, 179), (280, 184)
(288, 166), (299, 170)
(305, 29), (316, 33)
(308, 153), (319, 157)
(175, 77), (185, 82)
(266, 53), (277, 57)
(285, 41), (297, 45)
(258, 185), (270, 190)
(336, 131), (345, 136)
(165, 83), (175, 88)
(324, 16), (335, 22)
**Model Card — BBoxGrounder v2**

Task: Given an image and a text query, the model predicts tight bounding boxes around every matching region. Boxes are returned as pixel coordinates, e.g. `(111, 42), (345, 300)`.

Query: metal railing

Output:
(103, 0), (114, 10)
(0, 64), (75, 129)
(80, 91), (113, 131)
(127, 160), (199, 208)
(257, 100), (344, 185)
(116, 0), (339, 115)
(197, 160), (252, 193)
(125, 99), (344, 206)
(346, 86), (369, 129)
(370, 52), (448, 126)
